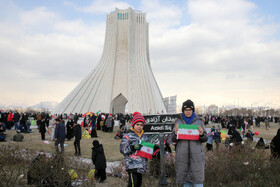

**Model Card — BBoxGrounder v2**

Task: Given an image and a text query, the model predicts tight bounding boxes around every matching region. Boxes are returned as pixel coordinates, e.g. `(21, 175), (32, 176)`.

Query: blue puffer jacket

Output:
(120, 129), (149, 174)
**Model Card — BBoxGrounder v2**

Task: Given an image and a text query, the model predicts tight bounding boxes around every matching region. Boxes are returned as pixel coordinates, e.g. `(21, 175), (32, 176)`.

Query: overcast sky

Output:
(0, 0), (280, 109)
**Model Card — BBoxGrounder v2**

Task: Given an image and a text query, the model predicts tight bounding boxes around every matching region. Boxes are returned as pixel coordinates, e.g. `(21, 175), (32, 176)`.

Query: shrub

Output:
(205, 142), (280, 186)
(0, 145), (96, 186)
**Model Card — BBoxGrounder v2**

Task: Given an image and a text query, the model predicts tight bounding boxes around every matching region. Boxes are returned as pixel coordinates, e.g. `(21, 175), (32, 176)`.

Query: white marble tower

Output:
(54, 8), (166, 114)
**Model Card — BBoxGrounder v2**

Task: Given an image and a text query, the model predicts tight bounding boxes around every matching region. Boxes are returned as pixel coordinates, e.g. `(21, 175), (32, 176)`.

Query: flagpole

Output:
(158, 133), (168, 187)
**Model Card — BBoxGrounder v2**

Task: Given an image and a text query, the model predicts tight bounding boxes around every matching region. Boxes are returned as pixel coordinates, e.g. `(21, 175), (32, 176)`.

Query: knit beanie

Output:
(131, 112), (145, 127)
(182, 99), (195, 112)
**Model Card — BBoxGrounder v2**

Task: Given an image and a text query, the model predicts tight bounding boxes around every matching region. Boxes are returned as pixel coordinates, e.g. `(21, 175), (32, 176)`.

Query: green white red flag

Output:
(136, 140), (155, 159)
(177, 124), (200, 140)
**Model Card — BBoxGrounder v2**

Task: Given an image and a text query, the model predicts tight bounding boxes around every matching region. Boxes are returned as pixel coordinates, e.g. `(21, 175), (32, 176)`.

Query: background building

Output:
(208, 104), (219, 115)
(163, 95), (177, 113)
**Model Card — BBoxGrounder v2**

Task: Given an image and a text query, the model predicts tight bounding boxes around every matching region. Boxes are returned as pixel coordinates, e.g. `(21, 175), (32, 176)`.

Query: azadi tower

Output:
(54, 8), (166, 114)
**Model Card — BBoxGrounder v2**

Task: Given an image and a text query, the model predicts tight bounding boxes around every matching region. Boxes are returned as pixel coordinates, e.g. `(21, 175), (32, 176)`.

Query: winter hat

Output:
(92, 140), (99, 147)
(181, 99), (195, 112)
(131, 112), (145, 127)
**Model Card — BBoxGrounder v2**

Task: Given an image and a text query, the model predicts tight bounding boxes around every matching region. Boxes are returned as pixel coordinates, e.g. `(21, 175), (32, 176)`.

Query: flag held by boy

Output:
(136, 140), (155, 159)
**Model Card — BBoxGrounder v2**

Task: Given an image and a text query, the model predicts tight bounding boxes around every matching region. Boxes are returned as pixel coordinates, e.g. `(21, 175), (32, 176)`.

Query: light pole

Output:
(251, 104), (253, 116)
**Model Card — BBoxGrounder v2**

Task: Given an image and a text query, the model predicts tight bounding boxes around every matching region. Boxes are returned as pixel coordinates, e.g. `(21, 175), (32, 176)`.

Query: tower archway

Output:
(111, 93), (128, 114)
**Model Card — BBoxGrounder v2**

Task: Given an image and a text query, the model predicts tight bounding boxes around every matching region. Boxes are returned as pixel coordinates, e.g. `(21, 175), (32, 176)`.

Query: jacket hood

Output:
(92, 144), (104, 153)
(277, 128), (280, 137)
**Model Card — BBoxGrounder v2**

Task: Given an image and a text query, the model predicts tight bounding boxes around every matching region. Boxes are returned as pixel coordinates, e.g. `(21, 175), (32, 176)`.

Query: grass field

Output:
(2, 125), (124, 162)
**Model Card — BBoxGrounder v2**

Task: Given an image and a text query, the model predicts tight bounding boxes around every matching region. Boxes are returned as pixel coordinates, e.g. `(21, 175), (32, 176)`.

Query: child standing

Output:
(120, 112), (149, 187)
(92, 140), (107, 182)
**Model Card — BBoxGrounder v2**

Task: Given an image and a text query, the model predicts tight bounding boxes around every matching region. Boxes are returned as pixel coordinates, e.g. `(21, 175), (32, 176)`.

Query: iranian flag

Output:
(136, 140), (155, 159)
(177, 124), (200, 140)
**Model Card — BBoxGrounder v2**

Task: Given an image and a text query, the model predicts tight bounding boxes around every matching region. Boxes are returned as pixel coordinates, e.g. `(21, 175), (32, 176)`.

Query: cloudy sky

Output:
(0, 0), (280, 109)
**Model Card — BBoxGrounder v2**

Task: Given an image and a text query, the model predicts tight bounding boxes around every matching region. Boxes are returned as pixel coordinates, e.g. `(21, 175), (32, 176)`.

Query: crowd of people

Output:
(203, 114), (279, 130)
(1, 103), (280, 186)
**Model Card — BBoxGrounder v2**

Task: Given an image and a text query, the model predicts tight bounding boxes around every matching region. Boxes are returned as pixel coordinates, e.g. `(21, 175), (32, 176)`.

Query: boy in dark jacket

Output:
(73, 122), (82, 156)
(92, 140), (107, 182)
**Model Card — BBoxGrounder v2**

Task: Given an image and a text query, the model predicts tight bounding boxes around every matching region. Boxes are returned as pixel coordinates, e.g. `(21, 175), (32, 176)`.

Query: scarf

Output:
(182, 112), (196, 124)
(130, 128), (144, 138)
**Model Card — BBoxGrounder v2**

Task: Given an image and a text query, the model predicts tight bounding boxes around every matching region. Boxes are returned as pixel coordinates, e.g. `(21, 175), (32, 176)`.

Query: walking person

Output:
(49, 116), (56, 140)
(90, 114), (98, 138)
(39, 118), (46, 140)
(214, 127), (221, 151)
(7, 111), (14, 130)
(36, 112), (42, 130)
(21, 113), (27, 132)
(206, 127), (215, 151)
(96, 114), (101, 130)
(13, 110), (21, 130)
(54, 118), (66, 153)
(265, 117), (270, 130)
(73, 122), (82, 156)
(105, 114), (114, 132)
(92, 140), (107, 182)
(26, 117), (32, 133)
(171, 99), (208, 187)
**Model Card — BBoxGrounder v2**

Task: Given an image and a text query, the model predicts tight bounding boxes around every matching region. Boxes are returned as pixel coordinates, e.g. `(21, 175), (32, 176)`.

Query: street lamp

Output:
(251, 104), (253, 116)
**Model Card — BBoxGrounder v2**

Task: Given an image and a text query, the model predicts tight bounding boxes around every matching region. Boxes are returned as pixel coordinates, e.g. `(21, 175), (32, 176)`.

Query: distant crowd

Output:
(0, 110), (134, 142)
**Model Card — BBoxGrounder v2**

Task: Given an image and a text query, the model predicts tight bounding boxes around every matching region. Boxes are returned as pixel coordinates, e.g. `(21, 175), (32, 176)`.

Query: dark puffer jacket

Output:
(171, 115), (208, 184)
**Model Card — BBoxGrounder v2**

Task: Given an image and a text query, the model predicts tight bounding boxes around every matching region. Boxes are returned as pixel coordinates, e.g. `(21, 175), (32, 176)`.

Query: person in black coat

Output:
(90, 114), (98, 138)
(45, 113), (50, 127)
(92, 140), (107, 182)
(20, 113), (26, 132)
(96, 114), (101, 130)
(271, 128), (280, 158)
(228, 127), (243, 146)
(245, 130), (254, 141)
(66, 119), (74, 141)
(73, 122), (82, 156)
(256, 137), (269, 149)
(39, 119), (46, 140)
